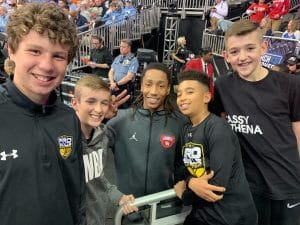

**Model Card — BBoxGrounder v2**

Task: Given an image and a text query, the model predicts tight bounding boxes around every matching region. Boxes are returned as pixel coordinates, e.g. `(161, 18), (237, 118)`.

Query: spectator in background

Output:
(69, 9), (89, 32)
(282, 19), (300, 40)
(184, 47), (214, 97)
(58, 0), (68, 9)
(209, 0), (228, 33)
(268, 0), (290, 31)
(108, 39), (138, 108)
(92, 0), (107, 18)
(285, 54), (300, 75)
(246, 0), (269, 24)
(216, 19), (233, 34)
(105, 0), (123, 13)
(79, 0), (91, 21)
(0, 0), (9, 10)
(122, 0), (137, 20)
(0, 5), (8, 32)
(67, 0), (77, 10)
(88, 36), (113, 79)
(272, 63), (289, 74)
(102, 2), (122, 26)
(280, 7), (300, 31)
(260, 17), (272, 36)
(171, 36), (191, 76)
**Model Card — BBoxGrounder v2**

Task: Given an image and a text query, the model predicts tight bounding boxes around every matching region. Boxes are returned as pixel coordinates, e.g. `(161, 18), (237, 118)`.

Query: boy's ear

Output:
(7, 45), (15, 60)
(204, 91), (212, 104)
(261, 40), (268, 55)
(71, 97), (78, 110)
(223, 50), (230, 63)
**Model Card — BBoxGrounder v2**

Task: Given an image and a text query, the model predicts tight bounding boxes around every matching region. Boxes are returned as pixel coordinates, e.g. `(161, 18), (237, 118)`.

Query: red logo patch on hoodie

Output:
(160, 135), (176, 149)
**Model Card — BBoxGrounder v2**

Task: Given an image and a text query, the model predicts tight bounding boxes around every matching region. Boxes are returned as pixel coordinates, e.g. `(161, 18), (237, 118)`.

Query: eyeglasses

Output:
(92, 42), (100, 45)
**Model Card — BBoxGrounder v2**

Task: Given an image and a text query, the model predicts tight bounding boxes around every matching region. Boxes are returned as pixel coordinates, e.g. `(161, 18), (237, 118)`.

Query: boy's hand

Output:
(118, 194), (138, 215)
(188, 171), (225, 202)
(174, 180), (186, 199)
(105, 90), (130, 119)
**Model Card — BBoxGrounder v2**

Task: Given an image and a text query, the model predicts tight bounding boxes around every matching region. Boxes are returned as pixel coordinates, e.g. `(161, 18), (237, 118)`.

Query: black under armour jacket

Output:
(0, 80), (86, 225)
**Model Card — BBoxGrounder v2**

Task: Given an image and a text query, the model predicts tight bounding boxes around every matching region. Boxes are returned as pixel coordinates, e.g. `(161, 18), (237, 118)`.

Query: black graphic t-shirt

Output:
(213, 70), (300, 200)
(176, 114), (257, 225)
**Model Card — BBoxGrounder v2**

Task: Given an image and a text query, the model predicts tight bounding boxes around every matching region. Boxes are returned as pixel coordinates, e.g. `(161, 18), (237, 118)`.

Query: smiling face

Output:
(177, 80), (211, 125)
(141, 69), (170, 112)
(224, 30), (267, 81)
(72, 87), (110, 139)
(9, 30), (69, 104)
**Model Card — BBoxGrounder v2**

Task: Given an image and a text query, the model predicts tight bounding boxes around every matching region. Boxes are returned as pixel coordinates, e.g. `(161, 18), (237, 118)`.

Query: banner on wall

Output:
(261, 37), (299, 69)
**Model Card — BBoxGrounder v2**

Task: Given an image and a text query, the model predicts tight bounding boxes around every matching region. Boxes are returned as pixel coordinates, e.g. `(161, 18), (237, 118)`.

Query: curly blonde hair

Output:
(6, 3), (79, 63)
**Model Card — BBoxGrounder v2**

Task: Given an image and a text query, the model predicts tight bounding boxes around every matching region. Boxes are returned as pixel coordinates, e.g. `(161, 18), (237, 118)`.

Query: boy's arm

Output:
(292, 121), (300, 154)
(206, 122), (238, 188)
(189, 121), (240, 202)
(99, 172), (138, 214)
(188, 171), (225, 202)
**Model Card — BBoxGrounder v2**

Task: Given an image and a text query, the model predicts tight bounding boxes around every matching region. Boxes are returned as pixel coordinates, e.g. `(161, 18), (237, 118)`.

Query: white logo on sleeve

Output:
(0, 150), (18, 161)
(287, 202), (300, 209)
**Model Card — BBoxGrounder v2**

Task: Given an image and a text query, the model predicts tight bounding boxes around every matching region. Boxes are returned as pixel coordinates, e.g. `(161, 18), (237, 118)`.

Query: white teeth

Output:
(91, 114), (101, 119)
(148, 97), (158, 103)
(34, 74), (52, 82)
(180, 103), (189, 109)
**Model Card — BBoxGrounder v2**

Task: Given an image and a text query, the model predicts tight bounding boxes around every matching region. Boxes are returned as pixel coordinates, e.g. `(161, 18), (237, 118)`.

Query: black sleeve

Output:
(206, 121), (237, 189)
(77, 135), (87, 225)
(174, 125), (188, 183)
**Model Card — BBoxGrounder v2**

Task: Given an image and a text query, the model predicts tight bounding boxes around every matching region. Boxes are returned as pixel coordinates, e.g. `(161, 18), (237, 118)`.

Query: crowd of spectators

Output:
(206, 0), (300, 41)
(0, 0), (138, 34)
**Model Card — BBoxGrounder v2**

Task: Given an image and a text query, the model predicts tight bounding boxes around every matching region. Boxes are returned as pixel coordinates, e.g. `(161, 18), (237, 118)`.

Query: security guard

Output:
(108, 39), (139, 108)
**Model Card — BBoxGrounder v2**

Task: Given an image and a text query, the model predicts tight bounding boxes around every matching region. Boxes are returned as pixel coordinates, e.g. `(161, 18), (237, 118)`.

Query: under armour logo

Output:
(187, 132), (192, 138)
(129, 132), (139, 142)
(0, 150), (19, 161)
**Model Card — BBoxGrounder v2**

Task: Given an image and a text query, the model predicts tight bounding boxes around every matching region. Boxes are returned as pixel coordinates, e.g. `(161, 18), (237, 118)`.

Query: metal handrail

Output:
(114, 189), (190, 225)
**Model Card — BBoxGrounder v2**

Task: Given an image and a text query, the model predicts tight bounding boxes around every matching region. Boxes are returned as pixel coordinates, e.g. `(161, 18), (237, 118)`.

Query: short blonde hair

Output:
(177, 36), (186, 46)
(74, 75), (110, 100)
(288, 19), (299, 32)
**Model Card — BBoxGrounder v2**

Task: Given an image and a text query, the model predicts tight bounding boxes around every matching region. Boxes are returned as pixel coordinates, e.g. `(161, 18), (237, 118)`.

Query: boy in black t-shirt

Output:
(175, 70), (257, 225)
(211, 20), (300, 225)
